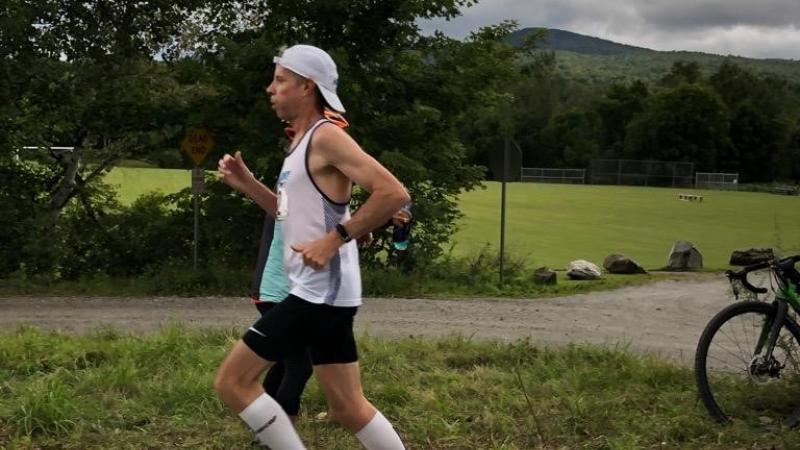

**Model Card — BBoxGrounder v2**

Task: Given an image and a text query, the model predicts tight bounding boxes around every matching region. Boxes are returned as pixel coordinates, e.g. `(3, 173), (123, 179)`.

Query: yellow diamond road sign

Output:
(181, 128), (215, 166)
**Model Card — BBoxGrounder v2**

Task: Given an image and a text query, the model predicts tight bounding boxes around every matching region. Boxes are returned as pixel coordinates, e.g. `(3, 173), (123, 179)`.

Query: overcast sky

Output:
(419, 0), (800, 60)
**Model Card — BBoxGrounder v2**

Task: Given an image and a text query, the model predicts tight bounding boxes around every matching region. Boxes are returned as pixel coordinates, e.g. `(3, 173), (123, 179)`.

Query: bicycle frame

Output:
(748, 268), (800, 360)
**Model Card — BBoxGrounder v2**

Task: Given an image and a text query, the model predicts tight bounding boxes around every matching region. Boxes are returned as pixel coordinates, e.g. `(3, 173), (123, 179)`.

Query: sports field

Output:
(105, 168), (800, 270)
(455, 182), (800, 270)
(104, 167), (189, 205)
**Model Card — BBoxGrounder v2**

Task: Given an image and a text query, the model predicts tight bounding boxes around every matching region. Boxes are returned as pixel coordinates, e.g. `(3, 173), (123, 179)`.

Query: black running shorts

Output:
(243, 294), (358, 365)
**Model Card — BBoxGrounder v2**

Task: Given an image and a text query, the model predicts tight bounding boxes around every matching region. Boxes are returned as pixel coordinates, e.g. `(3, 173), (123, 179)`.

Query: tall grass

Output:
(1, 325), (798, 449)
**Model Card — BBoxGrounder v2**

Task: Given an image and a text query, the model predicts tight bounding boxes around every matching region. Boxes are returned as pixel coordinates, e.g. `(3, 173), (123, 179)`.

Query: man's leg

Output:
(315, 362), (404, 450)
(262, 360), (285, 399)
(275, 348), (314, 420)
(215, 341), (304, 448)
(256, 302), (298, 419)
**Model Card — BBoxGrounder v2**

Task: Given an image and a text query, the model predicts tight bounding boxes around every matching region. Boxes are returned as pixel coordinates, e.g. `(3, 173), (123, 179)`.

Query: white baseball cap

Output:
(273, 44), (345, 113)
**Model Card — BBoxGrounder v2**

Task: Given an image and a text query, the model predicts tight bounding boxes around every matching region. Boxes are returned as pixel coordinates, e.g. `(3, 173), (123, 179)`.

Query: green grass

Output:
(0, 264), (690, 298)
(1, 325), (798, 449)
(103, 168), (800, 271)
(456, 182), (800, 270)
(103, 167), (191, 205)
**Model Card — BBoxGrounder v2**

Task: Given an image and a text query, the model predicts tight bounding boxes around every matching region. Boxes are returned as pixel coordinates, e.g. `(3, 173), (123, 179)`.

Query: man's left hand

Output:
(291, 234), (341, 270)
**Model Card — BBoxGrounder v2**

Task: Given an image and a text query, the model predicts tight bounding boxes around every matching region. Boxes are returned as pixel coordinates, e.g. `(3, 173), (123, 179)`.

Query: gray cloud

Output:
(418, 0), (800, 59)
(638, 1), (800, 29)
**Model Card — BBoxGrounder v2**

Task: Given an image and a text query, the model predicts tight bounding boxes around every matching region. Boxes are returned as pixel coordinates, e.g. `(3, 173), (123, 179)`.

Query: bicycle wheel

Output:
(695, 301), (800, 424)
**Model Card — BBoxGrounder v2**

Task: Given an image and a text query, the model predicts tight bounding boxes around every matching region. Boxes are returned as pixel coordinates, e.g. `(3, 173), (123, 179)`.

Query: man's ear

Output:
(304, 79), (317, 96)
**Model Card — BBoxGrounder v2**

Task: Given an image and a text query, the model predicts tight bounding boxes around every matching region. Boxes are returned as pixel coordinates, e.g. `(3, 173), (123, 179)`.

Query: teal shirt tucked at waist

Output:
(259, 220), (290, 302)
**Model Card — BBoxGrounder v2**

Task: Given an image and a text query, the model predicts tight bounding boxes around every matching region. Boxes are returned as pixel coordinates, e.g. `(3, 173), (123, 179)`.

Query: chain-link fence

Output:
(520, 168), (586, 184)
(590, 159), (694, 187)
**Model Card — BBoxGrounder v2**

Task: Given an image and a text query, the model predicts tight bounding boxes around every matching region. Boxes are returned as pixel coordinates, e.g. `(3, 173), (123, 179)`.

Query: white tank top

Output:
(275, 119), (362, 307)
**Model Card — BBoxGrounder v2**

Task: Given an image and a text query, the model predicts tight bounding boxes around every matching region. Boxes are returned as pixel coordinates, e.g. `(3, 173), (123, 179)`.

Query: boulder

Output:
(665, 241), (703, 271)
(533, 267), (557, 285)
(603, 254), (647, 274)
(567, 260), (602, 280)
(729, 248), (775, 266)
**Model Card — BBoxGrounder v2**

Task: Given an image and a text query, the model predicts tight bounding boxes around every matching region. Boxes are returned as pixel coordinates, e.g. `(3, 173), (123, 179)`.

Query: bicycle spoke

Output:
(709, 340), (750, 368)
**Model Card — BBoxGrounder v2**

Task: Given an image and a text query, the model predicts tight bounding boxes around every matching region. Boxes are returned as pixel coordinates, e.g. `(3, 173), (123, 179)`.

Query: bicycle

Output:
(694, 254), (800, 425)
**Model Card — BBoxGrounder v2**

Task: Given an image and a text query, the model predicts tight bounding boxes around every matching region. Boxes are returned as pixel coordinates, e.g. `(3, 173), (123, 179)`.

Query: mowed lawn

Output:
(105, 168), (800, 271)
(104, 167), (191, 205)
(455, 182), (800, 270)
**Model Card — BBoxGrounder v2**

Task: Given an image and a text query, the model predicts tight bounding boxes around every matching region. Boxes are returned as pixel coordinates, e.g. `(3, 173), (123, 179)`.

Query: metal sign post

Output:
(500, 138), (509, 288)
(191, 166), (206, 270)
(181, 128), (215, 270)
(489, 137), (522, 289)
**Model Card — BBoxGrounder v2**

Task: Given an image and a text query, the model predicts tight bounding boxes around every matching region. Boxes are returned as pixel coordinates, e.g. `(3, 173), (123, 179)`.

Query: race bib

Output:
(276, 170), (290, 221)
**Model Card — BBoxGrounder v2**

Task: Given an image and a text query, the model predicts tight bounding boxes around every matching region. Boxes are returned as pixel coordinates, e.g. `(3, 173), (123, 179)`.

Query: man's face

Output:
(265, 65), (307, 121)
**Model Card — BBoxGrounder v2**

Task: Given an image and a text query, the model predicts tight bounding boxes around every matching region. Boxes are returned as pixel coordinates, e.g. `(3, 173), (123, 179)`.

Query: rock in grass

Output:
(665, 241), (703, 271)
(729, 248), (775, 266)
(567, 260), (602, 280)
(603, 254), (647, 274)
(533, 267), (557, 285)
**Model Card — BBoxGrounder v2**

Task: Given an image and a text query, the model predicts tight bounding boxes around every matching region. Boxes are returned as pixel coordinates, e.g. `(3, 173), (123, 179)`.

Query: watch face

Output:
(337, 224), (351, 242)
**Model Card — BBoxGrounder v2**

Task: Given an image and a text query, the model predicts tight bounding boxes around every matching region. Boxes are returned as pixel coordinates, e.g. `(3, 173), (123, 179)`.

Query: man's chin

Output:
(276, 112), (295, 123)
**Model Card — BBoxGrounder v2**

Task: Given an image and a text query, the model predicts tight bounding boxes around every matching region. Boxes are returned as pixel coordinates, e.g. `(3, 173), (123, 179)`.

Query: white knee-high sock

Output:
(355, 411), (405, 450)
(239, 393), (305, 449)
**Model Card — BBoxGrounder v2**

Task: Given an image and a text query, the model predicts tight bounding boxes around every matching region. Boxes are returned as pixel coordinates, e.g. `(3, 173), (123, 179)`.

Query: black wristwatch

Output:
(335, 223), (352, 243)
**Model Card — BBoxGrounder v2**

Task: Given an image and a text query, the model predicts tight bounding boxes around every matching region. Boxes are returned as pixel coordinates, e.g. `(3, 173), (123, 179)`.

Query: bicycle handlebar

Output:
(726, 255), (800, 294)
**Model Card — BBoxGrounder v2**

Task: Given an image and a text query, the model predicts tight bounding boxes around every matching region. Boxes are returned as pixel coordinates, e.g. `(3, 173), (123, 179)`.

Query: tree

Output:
(777, 122), (800, 183)
(0, 0), (232, 276)
(194, 14), (531, 269)
(593, 80), (649, 156)
(709, 62), (796, 181)
(511, 50), (564, 168)
(3, 0), (528, 277)
(1, 0), (220, 218)
(544, 108), (601, 167)
(659, 61), (702, 87)
(625, 84), (730, 170)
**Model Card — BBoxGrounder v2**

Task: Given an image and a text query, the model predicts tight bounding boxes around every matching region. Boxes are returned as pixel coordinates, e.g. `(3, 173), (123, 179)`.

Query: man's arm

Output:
(289, 126), (410, 270)
(217, 151), (279, 216)
(316, 125), (410, 239)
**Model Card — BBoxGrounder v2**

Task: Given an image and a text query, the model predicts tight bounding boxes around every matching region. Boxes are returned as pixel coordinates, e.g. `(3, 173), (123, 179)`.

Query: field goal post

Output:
(695, 172), (739, 190)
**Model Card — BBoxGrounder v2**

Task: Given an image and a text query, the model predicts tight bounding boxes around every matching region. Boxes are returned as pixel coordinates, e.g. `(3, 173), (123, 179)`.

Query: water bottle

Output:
(392, 201), (412, 251)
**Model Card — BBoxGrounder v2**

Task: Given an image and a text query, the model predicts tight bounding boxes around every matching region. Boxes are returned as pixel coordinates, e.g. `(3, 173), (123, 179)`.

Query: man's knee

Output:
(214, 366), (242, 401)
(328, 398), (375, 431)
(214, 362), (261, 399)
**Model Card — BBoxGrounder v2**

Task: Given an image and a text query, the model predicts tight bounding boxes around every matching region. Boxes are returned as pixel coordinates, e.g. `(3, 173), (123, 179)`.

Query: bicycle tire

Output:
(695, 301), (800, 424)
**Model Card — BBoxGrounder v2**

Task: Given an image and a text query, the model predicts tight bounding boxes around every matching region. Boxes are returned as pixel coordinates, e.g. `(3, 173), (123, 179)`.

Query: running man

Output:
(215, 44), (408, 449)
(248, 114), (410, 425)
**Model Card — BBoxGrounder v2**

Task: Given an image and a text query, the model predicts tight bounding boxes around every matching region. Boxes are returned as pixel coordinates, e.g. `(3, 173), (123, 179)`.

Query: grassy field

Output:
(104, 168), (800, 271)
(456, 182), (800, 270)
(2, 325), (799, 449)
(104, 167), (190, 205)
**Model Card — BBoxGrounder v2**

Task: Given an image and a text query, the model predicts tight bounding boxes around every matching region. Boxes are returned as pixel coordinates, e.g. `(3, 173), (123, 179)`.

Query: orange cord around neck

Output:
(284, 110), (349, 140)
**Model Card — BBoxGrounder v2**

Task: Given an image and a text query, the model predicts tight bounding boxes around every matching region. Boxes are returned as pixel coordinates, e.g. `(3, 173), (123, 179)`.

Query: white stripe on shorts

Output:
(248, 326), (266, 337)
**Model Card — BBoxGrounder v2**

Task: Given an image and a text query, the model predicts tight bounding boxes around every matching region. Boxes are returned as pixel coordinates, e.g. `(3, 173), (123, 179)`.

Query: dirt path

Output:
(0, 276), (734, 363)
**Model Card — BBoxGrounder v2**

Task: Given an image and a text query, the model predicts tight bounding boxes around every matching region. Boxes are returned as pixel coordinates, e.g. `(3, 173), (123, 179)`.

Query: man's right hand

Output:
(217, 151), (255, 194)
(391, 209), (412, 227)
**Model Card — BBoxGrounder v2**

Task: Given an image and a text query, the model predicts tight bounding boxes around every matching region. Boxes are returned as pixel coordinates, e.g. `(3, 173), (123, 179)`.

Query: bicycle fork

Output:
(756, 301), (790, 362)
(746, 300), (790, 383)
